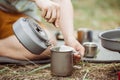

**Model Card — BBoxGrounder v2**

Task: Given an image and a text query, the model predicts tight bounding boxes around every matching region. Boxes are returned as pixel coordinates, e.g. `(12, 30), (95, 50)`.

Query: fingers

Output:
(41, 4), (60, 27)
(79, 47), (85, 57)
(41, 9), (47, 18)
(73, 44), (85, 64)
(47, 7), (60, 28)
(73, 53), (80, 64)
(45, 9), (52, 19)
(42, 8), (57, 26)
(54, 8), (60, 27)
(48, 9), (56, 23)
(76, 45), (85, 57)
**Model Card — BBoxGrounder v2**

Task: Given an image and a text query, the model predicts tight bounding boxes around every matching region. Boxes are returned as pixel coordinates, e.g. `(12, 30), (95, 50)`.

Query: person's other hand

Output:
(65, 36), (85, 63)
(35, 0), (60, 27)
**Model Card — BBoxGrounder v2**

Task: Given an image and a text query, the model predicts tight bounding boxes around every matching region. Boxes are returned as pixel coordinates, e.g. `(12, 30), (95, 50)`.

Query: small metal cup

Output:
(83, 42), (98, 58)
(77, 28), (93, 44)
(50, 46), (73, 76)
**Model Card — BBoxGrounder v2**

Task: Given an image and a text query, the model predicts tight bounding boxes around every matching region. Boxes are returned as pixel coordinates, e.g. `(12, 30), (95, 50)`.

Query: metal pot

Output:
(13, 17), (50, 55)
(99, 29), (120, 52)
(83, 42), (98, 58)
(77, 28), (93, 44)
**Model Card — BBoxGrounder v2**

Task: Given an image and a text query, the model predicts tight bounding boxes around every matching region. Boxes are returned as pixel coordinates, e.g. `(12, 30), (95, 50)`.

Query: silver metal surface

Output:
(99, 29), (120, 52)
(51, 46), (73, 76)
(13, 17), (49, 54)
(83, 42), (98, 58)
(77, 28), (93, 44)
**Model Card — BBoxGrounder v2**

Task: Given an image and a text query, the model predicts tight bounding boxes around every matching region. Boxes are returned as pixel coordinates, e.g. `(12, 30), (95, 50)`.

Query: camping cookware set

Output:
(13, 17), (120, 76)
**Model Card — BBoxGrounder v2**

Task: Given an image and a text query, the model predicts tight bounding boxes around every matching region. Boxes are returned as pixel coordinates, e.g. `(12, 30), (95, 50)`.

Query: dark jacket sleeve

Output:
(0, 0), (18, 13)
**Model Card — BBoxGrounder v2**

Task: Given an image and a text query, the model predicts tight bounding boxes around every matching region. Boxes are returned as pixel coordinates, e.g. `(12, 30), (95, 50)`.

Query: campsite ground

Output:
(0, 0), (120, 80)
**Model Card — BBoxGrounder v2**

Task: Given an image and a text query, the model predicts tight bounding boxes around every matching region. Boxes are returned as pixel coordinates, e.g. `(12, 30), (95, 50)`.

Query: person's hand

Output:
(65, 36), (85, 63)
(35, 0), (60, 27)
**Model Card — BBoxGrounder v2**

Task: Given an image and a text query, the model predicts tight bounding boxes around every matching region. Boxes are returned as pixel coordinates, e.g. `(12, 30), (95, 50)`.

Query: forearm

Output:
(0, 36), (34, 60)
(0, 38), (24, 59)
(0, 40), (3, 56)
(55, 0), (74, 42)
(0, 36), (50, 60)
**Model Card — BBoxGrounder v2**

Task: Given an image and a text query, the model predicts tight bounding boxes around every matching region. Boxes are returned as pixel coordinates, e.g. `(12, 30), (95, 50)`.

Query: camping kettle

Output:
(13, 17), (51, 55)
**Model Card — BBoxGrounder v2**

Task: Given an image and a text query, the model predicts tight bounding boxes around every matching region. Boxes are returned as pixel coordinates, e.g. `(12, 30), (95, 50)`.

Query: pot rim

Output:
(98, 29), (120, 43)
(83, 42), (98, 47)
(50, 46), (73, 53)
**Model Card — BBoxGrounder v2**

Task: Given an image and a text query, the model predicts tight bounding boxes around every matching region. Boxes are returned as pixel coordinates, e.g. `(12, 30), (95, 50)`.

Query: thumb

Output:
(76, 47), (84, 57)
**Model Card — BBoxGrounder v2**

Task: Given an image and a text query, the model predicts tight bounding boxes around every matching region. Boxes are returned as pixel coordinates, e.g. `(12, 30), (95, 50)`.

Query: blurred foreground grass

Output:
(72, 0), (120, 30)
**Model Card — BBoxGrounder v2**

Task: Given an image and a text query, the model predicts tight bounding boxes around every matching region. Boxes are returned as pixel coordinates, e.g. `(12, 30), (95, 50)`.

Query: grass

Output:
(0, 63), (119, 80)
(72, 0), (120, 30)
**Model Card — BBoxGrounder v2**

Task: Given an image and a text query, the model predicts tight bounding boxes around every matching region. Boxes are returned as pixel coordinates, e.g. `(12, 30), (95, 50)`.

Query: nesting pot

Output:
(99, 29), (120, 52)
(77, 28), (93, 44)
(83, 42), (98, 58)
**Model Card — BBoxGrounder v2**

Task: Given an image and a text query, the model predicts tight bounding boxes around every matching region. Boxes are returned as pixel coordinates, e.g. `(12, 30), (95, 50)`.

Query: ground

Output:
(0, 0), (120, 80)
(0, 63), (119, 80)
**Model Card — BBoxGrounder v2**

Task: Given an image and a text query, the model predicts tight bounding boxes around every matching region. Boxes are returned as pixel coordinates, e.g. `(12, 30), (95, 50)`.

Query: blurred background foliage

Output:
(72, 0), (120, 30)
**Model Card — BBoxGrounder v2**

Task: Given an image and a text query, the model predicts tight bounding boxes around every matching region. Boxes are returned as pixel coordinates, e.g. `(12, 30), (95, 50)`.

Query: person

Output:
(0, 0), (84, 62)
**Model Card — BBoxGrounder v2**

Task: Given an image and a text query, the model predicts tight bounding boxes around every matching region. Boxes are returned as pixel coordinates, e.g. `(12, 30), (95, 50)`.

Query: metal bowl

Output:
(99, 29), (120, 52)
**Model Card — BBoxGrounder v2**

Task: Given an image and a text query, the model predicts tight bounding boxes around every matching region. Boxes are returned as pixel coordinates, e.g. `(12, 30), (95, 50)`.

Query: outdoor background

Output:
(44, 0), (120, 31)
(72, 0), (120, 30)
(0, 0), (120, 80)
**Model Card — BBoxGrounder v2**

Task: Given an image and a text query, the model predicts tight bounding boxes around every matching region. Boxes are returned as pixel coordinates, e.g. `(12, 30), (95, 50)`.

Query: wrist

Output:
(62, 30), (75, 41)
(34, 0), (45, 9)
(64, 35), (75, 43)
(30, 0), (35, 2)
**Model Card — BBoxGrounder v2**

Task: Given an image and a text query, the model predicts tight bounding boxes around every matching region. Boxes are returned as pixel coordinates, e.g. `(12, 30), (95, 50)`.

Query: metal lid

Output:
(13, 17), (50, 55)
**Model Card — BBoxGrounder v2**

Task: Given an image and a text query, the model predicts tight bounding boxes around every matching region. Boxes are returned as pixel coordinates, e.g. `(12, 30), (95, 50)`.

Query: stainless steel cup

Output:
(83, 42), (98, 58)
(50, 46), (73, 76)
(77, 28), (93, 44)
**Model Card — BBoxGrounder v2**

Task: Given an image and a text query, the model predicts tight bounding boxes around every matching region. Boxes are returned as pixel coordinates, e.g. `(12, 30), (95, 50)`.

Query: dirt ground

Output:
(0, 62), (119, 80)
